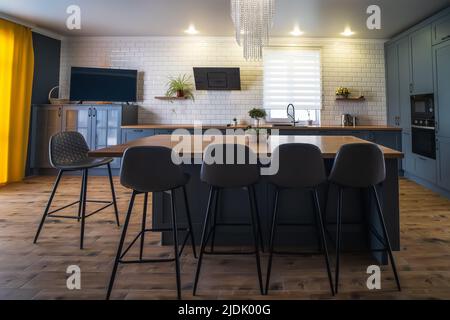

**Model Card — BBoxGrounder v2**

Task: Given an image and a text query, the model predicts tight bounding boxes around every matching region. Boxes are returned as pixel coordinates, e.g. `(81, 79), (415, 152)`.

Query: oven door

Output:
(412, 127), (436, 159)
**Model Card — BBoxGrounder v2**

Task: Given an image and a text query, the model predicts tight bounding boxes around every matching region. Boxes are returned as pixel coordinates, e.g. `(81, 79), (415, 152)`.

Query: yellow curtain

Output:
(0, 18), (34, 185)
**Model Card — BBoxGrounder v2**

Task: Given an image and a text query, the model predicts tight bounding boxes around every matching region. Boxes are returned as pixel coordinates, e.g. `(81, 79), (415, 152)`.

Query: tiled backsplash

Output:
(59, 37), (387, 125)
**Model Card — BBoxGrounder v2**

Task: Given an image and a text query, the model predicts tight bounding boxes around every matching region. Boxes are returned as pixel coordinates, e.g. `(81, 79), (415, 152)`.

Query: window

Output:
(263, 48), (322, 124)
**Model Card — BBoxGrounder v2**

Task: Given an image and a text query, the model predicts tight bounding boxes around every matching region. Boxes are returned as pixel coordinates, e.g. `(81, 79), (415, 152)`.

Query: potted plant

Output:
(336, 87), (351, 98)
(248, 108), (267, 128)
(166, 74), (195, 100)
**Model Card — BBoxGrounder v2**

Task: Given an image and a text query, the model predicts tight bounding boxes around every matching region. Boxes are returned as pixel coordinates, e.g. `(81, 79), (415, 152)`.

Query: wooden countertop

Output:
(89, 135), (404, 159)
(121, 124), (402, 131)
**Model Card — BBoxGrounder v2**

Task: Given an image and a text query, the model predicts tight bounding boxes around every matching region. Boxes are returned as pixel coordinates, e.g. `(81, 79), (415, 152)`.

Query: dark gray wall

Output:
(27, 32), (61, 176)
(31, 32), (61, 104)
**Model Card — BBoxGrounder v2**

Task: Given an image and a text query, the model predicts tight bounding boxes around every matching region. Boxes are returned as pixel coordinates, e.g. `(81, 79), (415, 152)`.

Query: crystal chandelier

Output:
(231, 0), (275, 61)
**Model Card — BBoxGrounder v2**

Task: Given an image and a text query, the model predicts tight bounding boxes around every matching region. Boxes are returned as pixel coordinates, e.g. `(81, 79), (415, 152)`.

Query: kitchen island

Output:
(90, 134), (403, 264)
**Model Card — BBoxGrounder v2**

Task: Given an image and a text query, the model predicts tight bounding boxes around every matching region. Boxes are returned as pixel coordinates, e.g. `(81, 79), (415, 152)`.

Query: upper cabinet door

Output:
(433, 13), (450, 45)
(410, 25), (434, 94)
(434, 41), (450, 138)
(386, 43), (400, 127)
(398, 37), (412, 131)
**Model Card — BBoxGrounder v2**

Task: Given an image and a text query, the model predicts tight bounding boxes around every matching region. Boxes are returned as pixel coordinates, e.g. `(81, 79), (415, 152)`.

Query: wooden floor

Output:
(0, 176), (449, 300)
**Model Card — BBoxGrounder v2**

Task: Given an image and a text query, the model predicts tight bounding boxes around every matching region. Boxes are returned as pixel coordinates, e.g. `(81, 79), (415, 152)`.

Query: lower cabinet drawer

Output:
(413, 155), (437, 183)
(122, 129), (155, 142)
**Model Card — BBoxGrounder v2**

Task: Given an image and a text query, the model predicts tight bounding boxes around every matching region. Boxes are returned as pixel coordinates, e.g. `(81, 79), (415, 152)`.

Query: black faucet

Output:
(287, 104), (297, 126)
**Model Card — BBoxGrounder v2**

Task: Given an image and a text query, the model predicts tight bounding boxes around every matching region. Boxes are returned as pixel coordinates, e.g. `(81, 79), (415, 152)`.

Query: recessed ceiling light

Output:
(341, 27), (355, 37)
(290, 26), (304, 37)
(185, 25), (199, 35)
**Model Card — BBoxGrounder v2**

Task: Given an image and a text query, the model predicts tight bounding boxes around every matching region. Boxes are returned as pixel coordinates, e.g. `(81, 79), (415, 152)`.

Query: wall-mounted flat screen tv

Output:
(70, 67), (138, 102)
(193, 67), (241, 90)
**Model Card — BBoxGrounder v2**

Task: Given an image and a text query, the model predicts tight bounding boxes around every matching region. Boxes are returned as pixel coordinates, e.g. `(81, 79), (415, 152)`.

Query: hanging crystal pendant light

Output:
(231, 0), (275, 61)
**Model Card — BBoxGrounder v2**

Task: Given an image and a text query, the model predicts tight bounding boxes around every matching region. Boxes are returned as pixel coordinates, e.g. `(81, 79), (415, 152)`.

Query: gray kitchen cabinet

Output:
(410, 25), (434, 95)
(414, 155), (437, 184)
(122, 128), (155, 143)
(436, 136), (450, 191)
(434, 41), (450, 138)
(371, 131), (402, 151)
(402, 132), (414, 173)
(91, 106), (123, 168)
(62, 105), (91, 145)
(30, 105), (63, 169)
(433, 13), (450, 45)
(31, 104), (138, 172)
(386, 43), (400, 128)
(398, 37), (412, 132)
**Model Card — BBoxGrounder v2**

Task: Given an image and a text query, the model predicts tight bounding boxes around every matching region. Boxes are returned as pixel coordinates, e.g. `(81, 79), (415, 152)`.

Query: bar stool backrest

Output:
(120, 146), (186, 193)
(200, 143), (259, 188)
(268, 143), (327, 188)
(49, 131), (90, 169)
(329, 143), (386, 188)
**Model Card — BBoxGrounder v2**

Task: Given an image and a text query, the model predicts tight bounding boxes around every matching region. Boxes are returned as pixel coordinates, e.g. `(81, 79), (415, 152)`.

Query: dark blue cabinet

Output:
(434, 41), (450, 138)
(386, 43), (400, 128)
(437, 136), (450, 191)
(410, 25), (434, 95)
(398, 37), (412, 131)
(31, 104), (137, 171)
(432, 13), (450, 45)
(122, 129), (155, 142)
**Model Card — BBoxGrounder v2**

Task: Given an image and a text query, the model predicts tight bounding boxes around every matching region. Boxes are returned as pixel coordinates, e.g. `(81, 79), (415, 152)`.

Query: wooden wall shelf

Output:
(336, 96), (366, 102)
(155, 96), (189, 101)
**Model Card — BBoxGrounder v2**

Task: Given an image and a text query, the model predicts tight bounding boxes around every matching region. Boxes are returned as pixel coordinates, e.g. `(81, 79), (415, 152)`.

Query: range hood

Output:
(193, 67), (241, 91)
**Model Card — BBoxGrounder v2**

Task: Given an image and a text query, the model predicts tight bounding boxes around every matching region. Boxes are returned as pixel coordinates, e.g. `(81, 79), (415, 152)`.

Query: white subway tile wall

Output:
(59, 37), (387, 125)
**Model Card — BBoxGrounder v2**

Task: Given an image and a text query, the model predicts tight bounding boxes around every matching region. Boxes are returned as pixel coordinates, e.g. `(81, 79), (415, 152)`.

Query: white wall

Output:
(59, 36), (387, 125)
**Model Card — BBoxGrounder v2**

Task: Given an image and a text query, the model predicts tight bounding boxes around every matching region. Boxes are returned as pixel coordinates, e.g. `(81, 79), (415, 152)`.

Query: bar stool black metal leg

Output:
(313, 189), (335, 296)
(107, 163), (120, 227)
(251, 186), (265, 252)
(372, 186), (401, 291)
(312, 191), (323, 252)
(265, 189), (280, 295)
(139, 193), (148, 261)
(34, 170), (64, 244)
(193, 187), (215, 296)
(210, 189), (220, 253)
(335, 187), (343, 294)
(106, 191), (136, 300)
(247, 187), (264, 295)
(182, 186), (197, 259)
(170, 190), (182, 300)
(77, 170), (84, 222)
(80, 169), (88, 250)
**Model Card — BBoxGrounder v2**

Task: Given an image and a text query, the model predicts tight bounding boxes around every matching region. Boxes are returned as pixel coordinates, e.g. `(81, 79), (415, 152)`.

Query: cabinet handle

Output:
(134, 129), (143, 133)
(442, 35), (450, 41)
(409, 83), (413, 93)
(58, 107), (62, 117)
(93, 108), (97, 118)
(88, 108), (92, 117)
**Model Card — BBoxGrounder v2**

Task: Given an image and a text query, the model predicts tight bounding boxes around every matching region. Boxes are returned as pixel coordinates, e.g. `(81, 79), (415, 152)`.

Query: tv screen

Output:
(70, 67), (137, 102)
(193, 67), (241, 90)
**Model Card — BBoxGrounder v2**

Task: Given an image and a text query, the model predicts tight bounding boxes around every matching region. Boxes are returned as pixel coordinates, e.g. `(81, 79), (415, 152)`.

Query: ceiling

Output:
(1, 0), (449, 39)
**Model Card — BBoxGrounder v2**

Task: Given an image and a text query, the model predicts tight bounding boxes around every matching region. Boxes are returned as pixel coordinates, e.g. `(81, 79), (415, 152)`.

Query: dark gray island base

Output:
(154, 159), (400, 265)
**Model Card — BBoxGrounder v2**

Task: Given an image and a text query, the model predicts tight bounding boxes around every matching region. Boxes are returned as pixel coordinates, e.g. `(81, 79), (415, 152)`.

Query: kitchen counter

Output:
(121, 124), (402, 131)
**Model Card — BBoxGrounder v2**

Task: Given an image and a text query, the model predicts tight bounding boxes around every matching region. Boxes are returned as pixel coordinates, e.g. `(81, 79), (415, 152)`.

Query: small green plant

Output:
(165, 74), (195, 101)
(248, 108), (267, 128)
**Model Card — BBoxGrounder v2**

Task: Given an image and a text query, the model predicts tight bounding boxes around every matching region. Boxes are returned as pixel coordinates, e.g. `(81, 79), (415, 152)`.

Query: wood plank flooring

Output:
(0, 176), (449, 300)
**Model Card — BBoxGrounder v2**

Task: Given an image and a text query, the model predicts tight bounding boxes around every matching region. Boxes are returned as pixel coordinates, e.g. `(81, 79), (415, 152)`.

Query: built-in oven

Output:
(412, 126), (436, 159)
(411, 93), (436, 159)
(411, 94), (434, 121)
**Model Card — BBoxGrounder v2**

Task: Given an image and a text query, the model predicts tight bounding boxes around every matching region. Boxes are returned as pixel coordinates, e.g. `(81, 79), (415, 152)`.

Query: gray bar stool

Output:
(33, 131), (120, 249)
(329, 143), (401, 293)
(265, 143), (334, 295)
(106, 146), (197, 300)
(193, 143), (264, 295)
